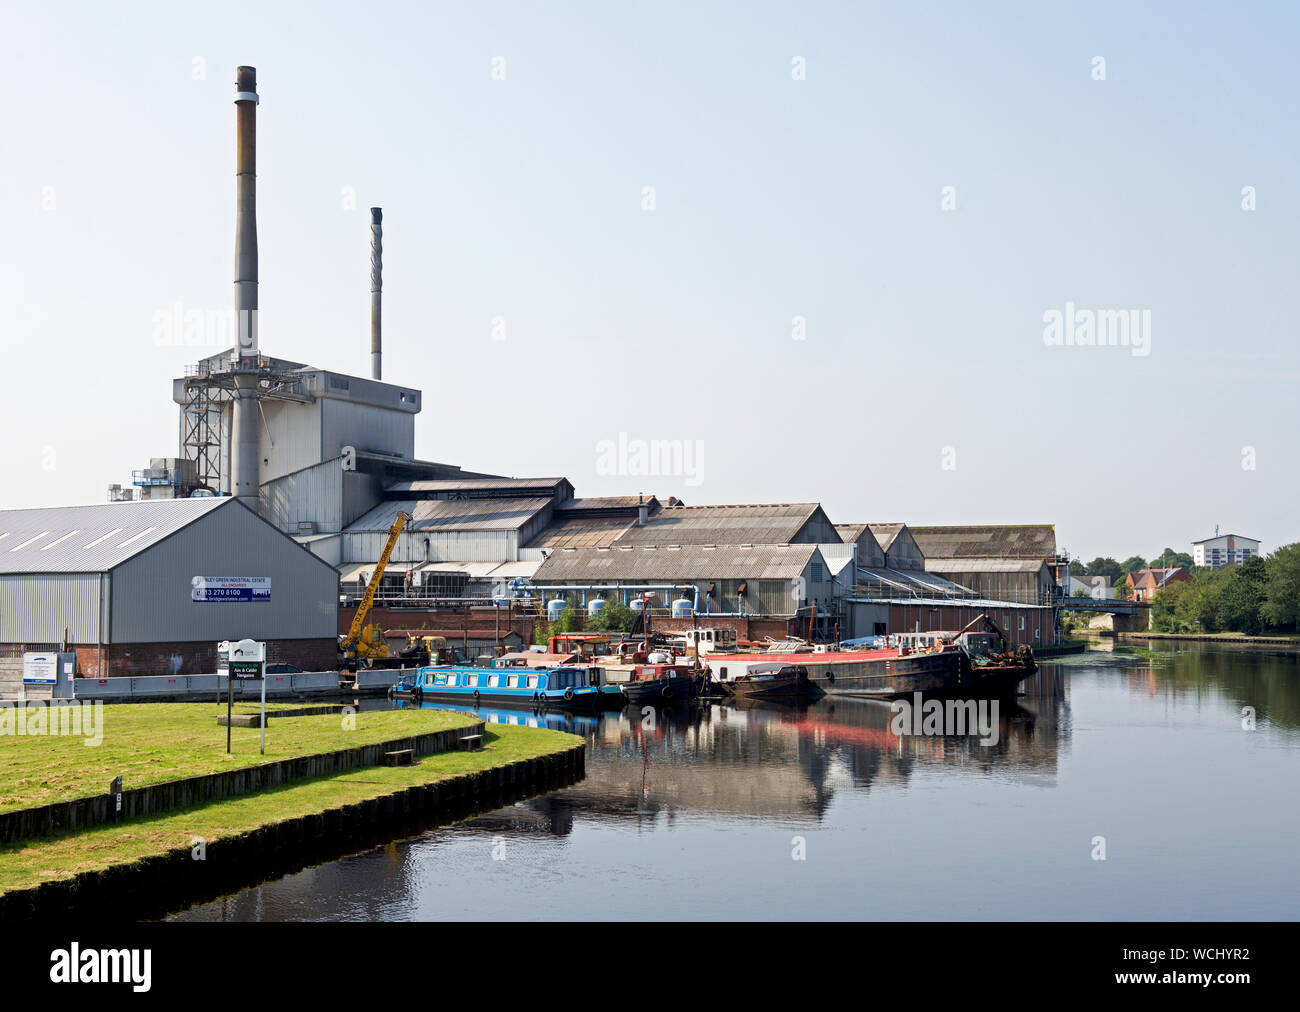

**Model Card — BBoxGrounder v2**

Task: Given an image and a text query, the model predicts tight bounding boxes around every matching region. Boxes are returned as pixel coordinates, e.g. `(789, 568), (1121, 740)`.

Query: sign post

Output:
(217, 639), (267, 754)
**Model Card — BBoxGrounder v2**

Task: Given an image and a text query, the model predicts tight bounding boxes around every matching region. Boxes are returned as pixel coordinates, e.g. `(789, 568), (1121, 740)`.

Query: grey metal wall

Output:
(885, 530), (925, 571)
(109, 501), (339, 643)
(260, 398), (323, 485)
(342, 529), (518, 564)
(261, 457), (383, 535)
(0, 572), (105, 643)
(321, 398), (413, 463)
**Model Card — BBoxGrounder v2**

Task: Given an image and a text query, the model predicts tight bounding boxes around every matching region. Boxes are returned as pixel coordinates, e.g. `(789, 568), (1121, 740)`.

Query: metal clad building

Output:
(0, 498), (339, 678)
(532, 544), (833, 617)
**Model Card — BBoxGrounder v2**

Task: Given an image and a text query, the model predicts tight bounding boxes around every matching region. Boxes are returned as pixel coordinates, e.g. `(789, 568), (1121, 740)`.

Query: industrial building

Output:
(911, 525), (1063, 606)
(0, 498), (340, 688)
(40, 61), (1071, 675)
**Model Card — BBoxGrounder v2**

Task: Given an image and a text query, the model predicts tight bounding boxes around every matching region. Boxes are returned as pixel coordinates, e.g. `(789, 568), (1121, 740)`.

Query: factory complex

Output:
(0, 66), (1071, 686)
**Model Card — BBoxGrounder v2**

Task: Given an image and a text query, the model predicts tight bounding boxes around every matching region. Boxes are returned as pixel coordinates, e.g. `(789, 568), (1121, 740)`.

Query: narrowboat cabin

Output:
(391, 665), (603, 711)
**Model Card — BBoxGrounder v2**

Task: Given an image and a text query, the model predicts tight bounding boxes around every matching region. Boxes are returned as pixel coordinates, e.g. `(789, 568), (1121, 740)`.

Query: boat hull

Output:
(718, 649), (1034, 699)
(730, 673), (812, 698)
(620, 675), (695, 707)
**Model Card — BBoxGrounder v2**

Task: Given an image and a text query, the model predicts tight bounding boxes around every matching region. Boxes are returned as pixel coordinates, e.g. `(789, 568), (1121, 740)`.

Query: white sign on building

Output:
(192, 576), (271, 603)
(22, 652), (59, 684)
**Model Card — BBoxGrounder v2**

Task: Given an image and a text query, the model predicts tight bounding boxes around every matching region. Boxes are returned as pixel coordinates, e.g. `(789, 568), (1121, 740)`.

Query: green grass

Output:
(0, 703), (477, 814)
(0, 724), (579, 896)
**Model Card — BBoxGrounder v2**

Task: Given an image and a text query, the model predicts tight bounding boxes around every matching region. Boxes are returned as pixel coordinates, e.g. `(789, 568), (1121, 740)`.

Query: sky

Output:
(2, 0), (1297, 563)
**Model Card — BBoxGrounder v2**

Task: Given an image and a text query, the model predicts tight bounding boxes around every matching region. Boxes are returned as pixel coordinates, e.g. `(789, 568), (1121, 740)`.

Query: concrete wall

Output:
(71, 637), (338, 678)
(68, 665), (408, 700)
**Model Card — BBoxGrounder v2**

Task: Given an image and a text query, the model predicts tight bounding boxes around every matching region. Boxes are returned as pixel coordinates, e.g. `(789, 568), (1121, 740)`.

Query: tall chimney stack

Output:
(230, 66), (261, 506)
(370, 207), (383, 380)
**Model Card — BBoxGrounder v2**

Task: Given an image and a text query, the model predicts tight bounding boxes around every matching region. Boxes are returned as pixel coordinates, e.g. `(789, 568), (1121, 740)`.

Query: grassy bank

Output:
(0, 703), (474, 814)
(0, 723), (580, 897)
(1124, 631), (1300, 644)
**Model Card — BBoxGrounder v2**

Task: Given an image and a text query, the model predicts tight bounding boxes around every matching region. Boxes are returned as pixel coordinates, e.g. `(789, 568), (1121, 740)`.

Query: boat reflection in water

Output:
(395, 667), (1067, 828)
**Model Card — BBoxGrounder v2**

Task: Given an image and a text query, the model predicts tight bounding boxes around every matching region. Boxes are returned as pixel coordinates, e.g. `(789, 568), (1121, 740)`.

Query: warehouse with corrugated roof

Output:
(0, 497), (340, 684)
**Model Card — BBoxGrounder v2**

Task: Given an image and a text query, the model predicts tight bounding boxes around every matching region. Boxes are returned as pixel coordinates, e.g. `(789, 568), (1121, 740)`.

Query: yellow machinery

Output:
(404, 633), (452, 666)
(339, 510), (412, 669)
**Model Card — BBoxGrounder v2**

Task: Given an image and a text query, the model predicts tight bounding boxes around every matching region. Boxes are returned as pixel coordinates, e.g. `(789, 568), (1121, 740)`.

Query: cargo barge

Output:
(704, 616), (1035, 700)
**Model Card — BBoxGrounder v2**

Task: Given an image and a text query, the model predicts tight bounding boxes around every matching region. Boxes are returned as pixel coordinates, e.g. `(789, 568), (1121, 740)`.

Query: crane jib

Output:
(342, 510), (412, 651)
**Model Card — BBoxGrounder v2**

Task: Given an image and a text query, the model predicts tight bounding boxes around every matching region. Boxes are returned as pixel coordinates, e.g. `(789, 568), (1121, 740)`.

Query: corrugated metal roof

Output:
(924, 557), (1049, 574)
(557, 496), (659, 512)
(338, 559), (543, 582)
(910, 524), (1057, 559)
(534, 544), (818, 581)
(612, 504), (824, 547)
(855, 567), (975, 596)
(386, 477), (570, 493)
(866, 523), (907, 552)
(526, 514), (635, 549)
(348, 497), (552, 533)
(0, 497), (230, 574)
(845, 594), (1054, 610)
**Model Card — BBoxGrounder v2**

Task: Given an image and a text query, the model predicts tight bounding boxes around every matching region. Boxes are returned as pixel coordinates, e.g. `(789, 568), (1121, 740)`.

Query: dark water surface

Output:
(171, 645), (1300, 921)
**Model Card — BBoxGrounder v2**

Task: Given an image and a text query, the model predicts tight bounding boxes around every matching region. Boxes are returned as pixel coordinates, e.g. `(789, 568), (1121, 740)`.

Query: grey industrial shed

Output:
(0, 497), (340, 678)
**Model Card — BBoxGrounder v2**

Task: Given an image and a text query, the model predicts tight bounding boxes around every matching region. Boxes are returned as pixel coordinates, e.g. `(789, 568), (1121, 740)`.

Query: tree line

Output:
(1075, 549), (1194, 583)
(1149, 546), (1300, 634)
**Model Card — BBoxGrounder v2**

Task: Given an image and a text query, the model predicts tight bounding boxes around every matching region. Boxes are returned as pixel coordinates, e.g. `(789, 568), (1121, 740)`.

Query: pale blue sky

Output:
(2, 1), (1296, 560)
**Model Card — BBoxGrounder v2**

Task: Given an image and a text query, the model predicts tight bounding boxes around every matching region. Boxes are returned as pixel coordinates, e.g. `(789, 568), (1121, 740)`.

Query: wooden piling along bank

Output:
(0, 742), (585, 923)
(0, 721), (484, 845)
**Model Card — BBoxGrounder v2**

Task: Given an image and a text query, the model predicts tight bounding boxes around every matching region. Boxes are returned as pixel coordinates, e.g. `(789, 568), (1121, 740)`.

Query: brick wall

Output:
(343, 605), (538, 644)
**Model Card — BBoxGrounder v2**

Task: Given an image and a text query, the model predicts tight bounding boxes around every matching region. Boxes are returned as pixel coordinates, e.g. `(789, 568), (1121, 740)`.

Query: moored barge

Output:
(705, 615), (1035, 700)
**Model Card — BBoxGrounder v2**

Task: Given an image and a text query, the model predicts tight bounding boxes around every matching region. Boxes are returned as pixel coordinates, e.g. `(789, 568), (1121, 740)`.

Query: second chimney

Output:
(370, 207), (382, 380)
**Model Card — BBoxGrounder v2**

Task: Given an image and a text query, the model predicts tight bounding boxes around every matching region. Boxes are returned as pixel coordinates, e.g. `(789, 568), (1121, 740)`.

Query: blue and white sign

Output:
(192, 576), (271, 603)
(22, 652), (59, 684)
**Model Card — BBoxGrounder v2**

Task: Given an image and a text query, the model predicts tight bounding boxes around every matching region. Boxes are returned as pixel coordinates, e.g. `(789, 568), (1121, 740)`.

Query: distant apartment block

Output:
(1192, 533), (1260, 569)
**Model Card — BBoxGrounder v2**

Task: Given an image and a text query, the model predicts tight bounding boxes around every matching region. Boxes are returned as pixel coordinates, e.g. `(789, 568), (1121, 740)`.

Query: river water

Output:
(171, 644), (1300, 921)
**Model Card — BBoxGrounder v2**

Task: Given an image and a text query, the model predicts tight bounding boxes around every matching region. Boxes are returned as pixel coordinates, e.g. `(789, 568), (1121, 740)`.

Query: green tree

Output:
(1174, 568), (1228, 632)
(1082, 557), (1122, 582)
(1261, 543), (1300, 630)
(1151, 580), (1191, 631)
(533, 607), (577, 645)
(587, 600), (635, 634)
(1149, 548), (1194, 571)
(1217, 557), (1267, 634)
(1119, 555), (1147, 578)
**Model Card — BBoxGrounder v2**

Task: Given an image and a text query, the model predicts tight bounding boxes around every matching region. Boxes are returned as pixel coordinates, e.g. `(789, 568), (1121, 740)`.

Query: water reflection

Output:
(174, 647), (1300, 921)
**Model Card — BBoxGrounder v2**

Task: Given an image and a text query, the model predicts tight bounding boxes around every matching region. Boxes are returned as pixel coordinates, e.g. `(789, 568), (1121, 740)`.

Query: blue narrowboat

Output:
(391, 665), (603, 712)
